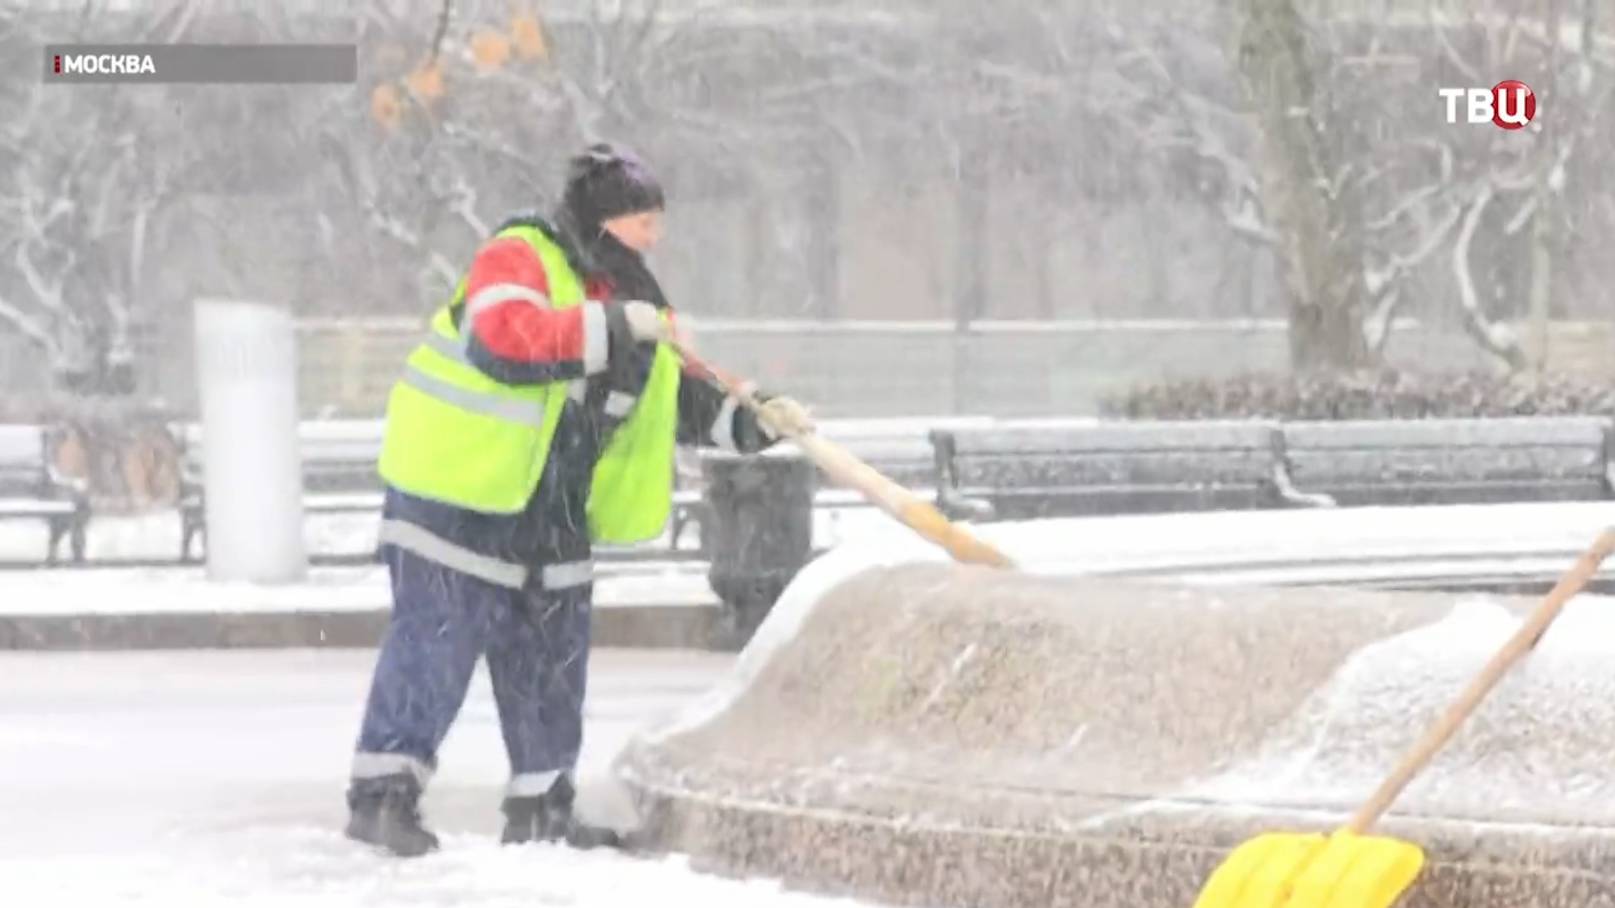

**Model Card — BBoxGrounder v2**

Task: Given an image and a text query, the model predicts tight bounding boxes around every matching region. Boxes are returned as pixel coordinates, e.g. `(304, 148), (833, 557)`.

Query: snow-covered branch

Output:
(15, 244), (68, 316)
(448, 173), (488, 238)
(1431, 9), (1484, 84)
(139, 0), (200, 45)
(1112, 28), (1277, 248)
(1224, 195), (1281, 245)
(1362, 194), (1463, 353)
(439, 120), (546, 175)
(1358, 134), (1466, 353)
(0, 290), (57, 355)
(1503, 193), (1539, 236)
(1365, 140), (1452, 230)
(1367, 182), (1443, 232)
(364, 203), (459, 289)
(1452, 185), (1526, 368)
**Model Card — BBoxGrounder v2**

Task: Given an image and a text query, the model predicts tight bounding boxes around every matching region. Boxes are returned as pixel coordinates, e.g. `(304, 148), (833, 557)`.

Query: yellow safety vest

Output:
(377, 224), (681, 557)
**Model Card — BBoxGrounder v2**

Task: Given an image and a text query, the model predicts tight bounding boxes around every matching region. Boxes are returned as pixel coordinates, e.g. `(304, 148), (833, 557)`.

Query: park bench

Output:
(177, 420), (386, 561)
(0, 424), (91, 564)
(1280, 416), (1615, 506)
(929, 419), (1333, 521)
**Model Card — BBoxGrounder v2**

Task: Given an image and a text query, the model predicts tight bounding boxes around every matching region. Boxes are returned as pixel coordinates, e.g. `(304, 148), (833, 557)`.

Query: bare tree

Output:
(7, 0), (1612, 406)
(1109, 0), (1613, 374)
(1237, 0), (1374, 371)
(333, 0), (877, 310)
(0, 0), (221, 392)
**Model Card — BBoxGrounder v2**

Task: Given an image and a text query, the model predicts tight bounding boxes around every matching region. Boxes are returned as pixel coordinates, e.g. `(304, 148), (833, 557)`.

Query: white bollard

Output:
(193, 299), (308, 583)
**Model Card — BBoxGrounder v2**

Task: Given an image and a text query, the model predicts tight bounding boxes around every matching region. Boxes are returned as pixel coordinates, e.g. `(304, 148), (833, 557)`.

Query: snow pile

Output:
(1186, 594), (1615, 825)
(643, 501), (1615, 747)
(639, 517), (939, 745)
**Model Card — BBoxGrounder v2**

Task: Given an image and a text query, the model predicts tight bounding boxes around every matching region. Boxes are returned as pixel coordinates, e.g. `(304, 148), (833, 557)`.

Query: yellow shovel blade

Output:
(1194, 833), (1329, 908)
(1192, 830), (1425, 908)
(1284, 831), (1425, 908)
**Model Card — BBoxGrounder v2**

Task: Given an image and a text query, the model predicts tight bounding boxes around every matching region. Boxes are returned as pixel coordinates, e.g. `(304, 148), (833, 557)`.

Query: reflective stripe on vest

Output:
(378, 519), (596, 591)
(379, 519), (528, 589)
(710, 392), (741, 451)
(399, 366), (547, 428)
(377, 227), (585, 515)
(424, 332), (473, 364)
(465, 282), (551, 319)
(581, 301), (609, 374)
(604, 391), (637, 418)
(542, 559), (595, 589)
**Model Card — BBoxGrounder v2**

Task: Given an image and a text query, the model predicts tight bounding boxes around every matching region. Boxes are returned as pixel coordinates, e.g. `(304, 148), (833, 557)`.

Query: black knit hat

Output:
(562, 142), (665, 231)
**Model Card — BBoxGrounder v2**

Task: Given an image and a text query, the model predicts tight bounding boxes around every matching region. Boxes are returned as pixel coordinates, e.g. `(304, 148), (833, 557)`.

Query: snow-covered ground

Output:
(6, 500), (1611, 619)
(0, 508), (901, 616)
(0, 648), (893, 907)
(0, 506), (897, 566)
(0, 562), (717, 616)
(8, 499), (1614, 908)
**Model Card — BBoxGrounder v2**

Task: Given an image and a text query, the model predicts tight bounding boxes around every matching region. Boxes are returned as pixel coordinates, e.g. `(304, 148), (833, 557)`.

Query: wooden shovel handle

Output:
(1346, 527), (1615, 834)
(670, 340), (1016, 570)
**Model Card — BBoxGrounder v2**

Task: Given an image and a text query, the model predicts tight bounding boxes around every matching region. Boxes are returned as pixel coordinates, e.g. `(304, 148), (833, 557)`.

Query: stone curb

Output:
(621, 779), (1615, 908)
(0, 603), (735, 652)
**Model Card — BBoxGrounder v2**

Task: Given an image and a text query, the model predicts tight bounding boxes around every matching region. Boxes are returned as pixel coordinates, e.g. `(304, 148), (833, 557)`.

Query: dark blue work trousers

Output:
(350, 544), (592, 798)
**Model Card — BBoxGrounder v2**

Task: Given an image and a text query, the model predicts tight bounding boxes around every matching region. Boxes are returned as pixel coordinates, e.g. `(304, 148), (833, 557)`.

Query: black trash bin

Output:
(699, 447), (815, 645)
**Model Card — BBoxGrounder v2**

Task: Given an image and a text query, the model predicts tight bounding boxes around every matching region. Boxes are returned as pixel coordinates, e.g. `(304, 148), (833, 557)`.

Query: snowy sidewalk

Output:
(0, 562), (726, 651)
(0, 648), (892, 908)
(0, 500), (911, 651)
(0, 503), (899, 567)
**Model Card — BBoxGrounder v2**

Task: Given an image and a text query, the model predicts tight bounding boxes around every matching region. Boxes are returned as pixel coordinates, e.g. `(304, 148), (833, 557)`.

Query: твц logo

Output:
(1438, 80), (1536, 129)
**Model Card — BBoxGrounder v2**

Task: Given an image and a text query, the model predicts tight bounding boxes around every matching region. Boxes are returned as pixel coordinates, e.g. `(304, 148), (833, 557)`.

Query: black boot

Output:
(345, 773), (440, 857)
(500, 774), (622, 849)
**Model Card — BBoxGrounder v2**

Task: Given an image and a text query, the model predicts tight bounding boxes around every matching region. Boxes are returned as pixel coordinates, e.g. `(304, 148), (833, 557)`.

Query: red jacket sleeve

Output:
(461, 237), (613, 383)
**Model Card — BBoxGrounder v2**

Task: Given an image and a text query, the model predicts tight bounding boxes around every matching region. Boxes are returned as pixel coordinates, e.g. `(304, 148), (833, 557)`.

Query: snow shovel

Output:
(1192, 526), (1615, 908)
(669, 339), (1016, 569)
